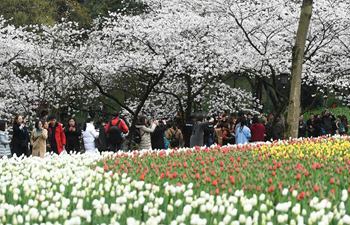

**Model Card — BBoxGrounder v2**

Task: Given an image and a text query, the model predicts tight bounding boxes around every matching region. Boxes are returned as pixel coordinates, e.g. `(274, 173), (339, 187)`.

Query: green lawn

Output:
(304, 106), (350, 120)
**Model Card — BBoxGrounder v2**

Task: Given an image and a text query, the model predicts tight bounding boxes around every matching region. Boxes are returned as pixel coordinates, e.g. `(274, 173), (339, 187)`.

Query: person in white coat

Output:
(135, 116), (158, 150)
(82, 118), (99, 153)
(0, 120), (12, 158)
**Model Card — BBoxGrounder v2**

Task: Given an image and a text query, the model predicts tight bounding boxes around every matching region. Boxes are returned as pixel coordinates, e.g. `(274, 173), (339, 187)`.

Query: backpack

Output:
(169, 129), (180, 147)
(108, 120), (123, 145)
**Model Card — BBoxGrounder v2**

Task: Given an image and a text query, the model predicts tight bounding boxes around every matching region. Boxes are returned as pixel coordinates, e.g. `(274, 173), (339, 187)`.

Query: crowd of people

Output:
(0, 110), (349, 158)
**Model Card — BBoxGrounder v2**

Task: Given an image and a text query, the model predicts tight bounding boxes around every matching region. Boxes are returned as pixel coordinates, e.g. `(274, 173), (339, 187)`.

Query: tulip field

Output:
(1, 137), (350, 225)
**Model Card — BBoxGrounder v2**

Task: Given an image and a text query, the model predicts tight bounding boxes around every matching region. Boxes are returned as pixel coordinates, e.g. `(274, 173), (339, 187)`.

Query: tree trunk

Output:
(286, 0), (313, 138)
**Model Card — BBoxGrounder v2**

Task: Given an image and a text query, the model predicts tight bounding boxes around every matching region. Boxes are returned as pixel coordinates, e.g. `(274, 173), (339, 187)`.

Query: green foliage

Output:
(0, 0), (56, 26)
(82, 0), (146, 18)
(0, 0), (145, 27)
(53, 0), (92, 27)
(304, 106), (350, 119)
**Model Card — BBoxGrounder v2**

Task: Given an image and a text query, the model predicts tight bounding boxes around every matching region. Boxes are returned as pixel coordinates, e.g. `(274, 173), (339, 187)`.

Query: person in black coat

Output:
(96, 119), (108, 152)
(11, 115), (29, 157)
(298, 115), (307, 138)
(151, 120), (166, 150)
(65, 118), (81, 153)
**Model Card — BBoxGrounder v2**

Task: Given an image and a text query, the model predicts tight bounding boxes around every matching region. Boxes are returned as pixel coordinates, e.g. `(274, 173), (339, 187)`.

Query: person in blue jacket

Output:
(235, 117), (251, 145)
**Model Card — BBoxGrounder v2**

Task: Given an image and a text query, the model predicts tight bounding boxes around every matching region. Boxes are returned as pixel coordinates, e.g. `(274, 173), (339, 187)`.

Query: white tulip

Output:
(246, 216), (253, 225)
(276, 201), (292, 212)
(277, 214), (288, 224)
(302, 209), (307, 216)
(167, 204), (174, 212)
(29, 208), (40, 220)
(260, 204), (268, 212)
(17, 215), (24, 224)
(342, 215), (350, 224)
(183, 205), (192, 216)
(127, 217), (140, 225)
(292, 203), (301, 215)
(223, 215), (231, 224)
(282, 188), (288, 196)
(292, 190), (298, 197)
(219, 205), (225, 215)
(186, 197), (193, 203)
(212, 205), (219, 214)
(243, 203), (253, 213)
(259, 194), (266, 202)
(342, 190), (348, 202)
(239, 214), (246, 224)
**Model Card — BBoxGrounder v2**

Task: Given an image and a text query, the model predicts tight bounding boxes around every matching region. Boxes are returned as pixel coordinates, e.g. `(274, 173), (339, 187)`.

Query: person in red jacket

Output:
(47, 115), (66, 154)
(104, 113), (129, 151)
(250, 115), (266, 142)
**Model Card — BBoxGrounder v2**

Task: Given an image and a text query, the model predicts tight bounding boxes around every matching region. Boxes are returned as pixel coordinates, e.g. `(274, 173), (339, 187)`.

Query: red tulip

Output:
(268, 178), (273, 184)
(103, 163), (109, 172)
(229, 175), (235, 185)
(330, 188), (336, 195)
(195, 173), (200, 180)
(140, 173), (145, 181)
(268, 185), (275, 193)
(329, 177), (335, 185)
(183, 161), (188, 168)
(296, 173), (302, 181)
(212, 180), (218, 186)
(297, 192), (305, 201)
(172, 172), (178, 179)
(313, 185), (320, 192)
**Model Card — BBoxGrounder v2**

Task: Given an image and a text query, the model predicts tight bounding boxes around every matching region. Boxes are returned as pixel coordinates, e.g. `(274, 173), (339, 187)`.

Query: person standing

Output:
(250, 116), (266, 142)
(298, 115), (307, 138)
(306, 114), (315, 137)
(30, 120), (48, 158)
(65, 118), (81, 153)
(336, 115), (346, 135)
(203, 118), (215, 147)
(82, 118), (99, 154)
(47, 115), (66, 155)
(135, 116), (157, 150)
(11, 115), (29, 157)
(322, 111), (333, 135)
(104, 113), (129, 152)
(96, 119), (108, 152)
(272, 115), (285, 140)
(151, 120), (167, 150)
(341, 115), (349, 134)
(165, 122), (184, 148)
(214, 123), (224, 146)
(265, 113), (274, 141)
(0, 120), (12, 158)
(235, 118), (251, 145)
(190, 116), (208, 147)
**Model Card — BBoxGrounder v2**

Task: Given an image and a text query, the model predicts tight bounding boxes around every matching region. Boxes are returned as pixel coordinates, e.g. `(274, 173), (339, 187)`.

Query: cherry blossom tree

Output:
(0, 18), (96, 120)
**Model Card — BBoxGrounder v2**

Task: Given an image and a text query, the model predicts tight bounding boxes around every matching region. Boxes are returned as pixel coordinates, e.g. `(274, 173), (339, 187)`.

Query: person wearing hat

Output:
(47, 115), (66, 154)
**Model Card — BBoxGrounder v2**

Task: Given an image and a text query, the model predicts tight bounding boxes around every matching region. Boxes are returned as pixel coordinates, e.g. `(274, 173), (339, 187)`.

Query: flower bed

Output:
(1, 137), (350, 224)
